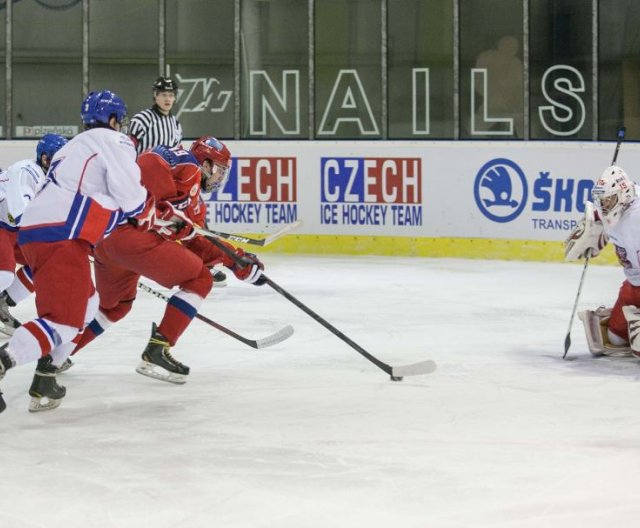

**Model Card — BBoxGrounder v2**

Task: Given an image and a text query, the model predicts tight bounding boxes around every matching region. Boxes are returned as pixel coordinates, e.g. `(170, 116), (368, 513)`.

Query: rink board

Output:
(0, 139), (631, 263)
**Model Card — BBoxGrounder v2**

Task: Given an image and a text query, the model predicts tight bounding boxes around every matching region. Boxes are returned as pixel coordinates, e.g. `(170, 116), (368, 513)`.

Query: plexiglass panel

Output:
(89, 0), (159, 122)
(599, 0), (640, 141)
(460, 0), (524, 139)
(529, 0), (593, 139)
(388, 0), (454, 139)
(315, 0), (382, 139)
(13, 0), (82, 137)
(241, 0), (308, 139)
(167, 0), (234, 140)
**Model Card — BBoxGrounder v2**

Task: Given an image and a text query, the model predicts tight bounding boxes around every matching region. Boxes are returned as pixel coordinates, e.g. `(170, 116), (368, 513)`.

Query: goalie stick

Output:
(563, 125), (626, 359)
(194, 220), (303, 247)
(201, 235), (437, 380)
(137, 281), (294, 349)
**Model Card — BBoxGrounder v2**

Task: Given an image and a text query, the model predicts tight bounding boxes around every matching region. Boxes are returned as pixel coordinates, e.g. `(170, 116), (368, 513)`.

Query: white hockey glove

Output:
(564, 201), (608, 261)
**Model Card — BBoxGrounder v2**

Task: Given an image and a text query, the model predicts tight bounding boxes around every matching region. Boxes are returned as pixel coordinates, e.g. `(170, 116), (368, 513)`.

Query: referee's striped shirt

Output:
(129, 105), (183, 154)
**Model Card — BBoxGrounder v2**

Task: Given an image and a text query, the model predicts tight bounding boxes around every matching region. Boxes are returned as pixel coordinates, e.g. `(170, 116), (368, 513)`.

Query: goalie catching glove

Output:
(564, 200), (608, 260)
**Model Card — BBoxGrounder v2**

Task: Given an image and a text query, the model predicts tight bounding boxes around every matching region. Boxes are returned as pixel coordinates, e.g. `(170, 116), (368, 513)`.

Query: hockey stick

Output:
(202, 235), (436, 380)
(193, 219), (303, 247)
(563, 126), (626, 359)
(137, 281), (294, 349)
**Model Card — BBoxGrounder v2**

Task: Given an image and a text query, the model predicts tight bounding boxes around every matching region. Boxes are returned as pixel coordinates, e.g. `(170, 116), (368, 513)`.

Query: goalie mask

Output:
(592, 165), (636, 227)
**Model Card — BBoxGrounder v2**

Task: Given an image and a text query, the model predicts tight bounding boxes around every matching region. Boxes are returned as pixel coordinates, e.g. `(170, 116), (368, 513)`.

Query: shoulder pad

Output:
(150, 145), (179, 167)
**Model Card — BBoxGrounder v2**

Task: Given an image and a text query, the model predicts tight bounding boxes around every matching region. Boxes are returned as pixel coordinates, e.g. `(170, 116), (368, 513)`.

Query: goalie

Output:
(564, 165), (640, 358)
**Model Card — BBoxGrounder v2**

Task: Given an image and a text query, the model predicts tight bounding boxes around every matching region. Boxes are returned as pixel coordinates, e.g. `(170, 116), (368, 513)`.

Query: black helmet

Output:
(153, 76), (178, 93)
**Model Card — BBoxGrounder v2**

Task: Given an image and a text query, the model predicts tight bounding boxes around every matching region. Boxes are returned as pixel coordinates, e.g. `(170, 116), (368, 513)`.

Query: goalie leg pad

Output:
(622, 305), (640, 358)
(579, 307), (632, 357)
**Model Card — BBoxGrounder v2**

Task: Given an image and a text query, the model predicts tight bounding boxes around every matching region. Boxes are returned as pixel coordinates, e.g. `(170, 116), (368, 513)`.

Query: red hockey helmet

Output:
(190, 136), (232, 192)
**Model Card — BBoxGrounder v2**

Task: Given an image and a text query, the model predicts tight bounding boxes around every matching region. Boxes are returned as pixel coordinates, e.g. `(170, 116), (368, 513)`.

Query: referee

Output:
(129, 76), (183, 155)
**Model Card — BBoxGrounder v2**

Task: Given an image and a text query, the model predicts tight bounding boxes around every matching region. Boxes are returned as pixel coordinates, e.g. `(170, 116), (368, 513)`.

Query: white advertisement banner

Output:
(207, 140), (640, 242)
(1, 139), (637, 243)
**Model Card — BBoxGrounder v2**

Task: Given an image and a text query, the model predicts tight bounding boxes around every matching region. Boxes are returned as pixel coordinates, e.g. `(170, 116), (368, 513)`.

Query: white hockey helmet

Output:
(592, 165), (636, 227)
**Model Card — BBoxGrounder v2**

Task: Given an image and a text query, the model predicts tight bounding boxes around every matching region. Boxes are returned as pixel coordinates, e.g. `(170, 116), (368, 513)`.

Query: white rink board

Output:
(2, 139), (637, 242)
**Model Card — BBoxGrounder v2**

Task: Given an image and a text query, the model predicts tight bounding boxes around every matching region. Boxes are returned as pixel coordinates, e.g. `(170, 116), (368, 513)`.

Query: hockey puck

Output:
(390, 376), (403, 382)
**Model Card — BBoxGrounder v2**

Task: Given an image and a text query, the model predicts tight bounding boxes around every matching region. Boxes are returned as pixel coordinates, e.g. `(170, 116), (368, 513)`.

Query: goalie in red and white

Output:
(564, 165), (640, 358)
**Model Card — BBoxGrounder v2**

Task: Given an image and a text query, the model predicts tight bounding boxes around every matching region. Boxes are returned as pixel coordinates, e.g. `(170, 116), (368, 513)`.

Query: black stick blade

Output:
(563, 333), (571, 359)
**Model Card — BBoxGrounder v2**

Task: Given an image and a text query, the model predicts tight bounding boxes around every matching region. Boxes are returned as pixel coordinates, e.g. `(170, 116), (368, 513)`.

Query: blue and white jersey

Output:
(0, 159), (46, 231)
(18, 127), (148, 246)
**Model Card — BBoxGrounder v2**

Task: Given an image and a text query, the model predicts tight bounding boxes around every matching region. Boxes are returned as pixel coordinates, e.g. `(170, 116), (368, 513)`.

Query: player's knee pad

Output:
(180, 265), (213, 298)
(100, 297), (134, 324)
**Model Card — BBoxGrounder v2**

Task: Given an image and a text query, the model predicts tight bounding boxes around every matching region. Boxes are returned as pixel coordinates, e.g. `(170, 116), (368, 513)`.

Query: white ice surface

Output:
(1, 255), (639, 528)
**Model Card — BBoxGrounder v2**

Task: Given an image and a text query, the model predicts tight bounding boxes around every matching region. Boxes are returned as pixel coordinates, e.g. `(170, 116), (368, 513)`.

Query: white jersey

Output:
(605, 185), (640, 286)
(0, 159), (46, 230)
(18, 127), (147, 246)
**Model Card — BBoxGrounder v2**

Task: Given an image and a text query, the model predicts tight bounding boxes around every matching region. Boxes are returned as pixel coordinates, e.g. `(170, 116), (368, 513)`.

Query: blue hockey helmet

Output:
(36, 134), (68, 164)
(81, 90), (127, 128)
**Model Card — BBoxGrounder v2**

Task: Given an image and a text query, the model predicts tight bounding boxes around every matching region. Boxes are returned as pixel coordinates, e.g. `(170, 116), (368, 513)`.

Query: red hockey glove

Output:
(231, 249), (266, 286)
(154, 201), (196, 241)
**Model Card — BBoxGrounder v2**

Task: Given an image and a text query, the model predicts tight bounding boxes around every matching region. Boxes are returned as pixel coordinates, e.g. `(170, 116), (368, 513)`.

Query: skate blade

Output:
(28, 396), (62, 412)
(135, 361), (187, 385)
(56, 359), (74, 374)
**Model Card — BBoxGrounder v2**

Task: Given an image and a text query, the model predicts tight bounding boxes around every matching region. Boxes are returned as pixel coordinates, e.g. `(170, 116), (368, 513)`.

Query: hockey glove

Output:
(231, 249), (266, 286)
(564, 201), (608, 260)
(154, 201), (196, 241)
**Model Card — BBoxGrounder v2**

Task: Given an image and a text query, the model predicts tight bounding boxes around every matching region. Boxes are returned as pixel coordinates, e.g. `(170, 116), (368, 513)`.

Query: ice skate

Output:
(28, 355), (67, 412)
(136, 323), (189, 384)
(56, 357), (74, 374)
(0, 343), (15, 413)
(0, 291), (20, 337)
(0, 343), (15, 381)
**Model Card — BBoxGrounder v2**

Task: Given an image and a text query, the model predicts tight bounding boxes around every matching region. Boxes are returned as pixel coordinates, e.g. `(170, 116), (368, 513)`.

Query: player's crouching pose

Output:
(564, 165), (640, 358)
(0, 90), (157, 413)
(70, 137), (266, 385)
(0, 134), (68, 336)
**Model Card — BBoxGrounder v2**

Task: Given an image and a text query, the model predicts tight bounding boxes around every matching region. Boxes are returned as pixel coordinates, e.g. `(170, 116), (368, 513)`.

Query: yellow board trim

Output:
(244, 234), (619, 264)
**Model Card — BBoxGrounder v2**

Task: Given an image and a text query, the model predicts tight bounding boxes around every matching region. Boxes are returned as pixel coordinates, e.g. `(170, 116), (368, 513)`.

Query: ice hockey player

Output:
(0, 134), (68, 336)
(70, 137), (266, 385)
(564, 165), (640, 358)
(0, 90), (158, 414)
(129, 75), (227, 287)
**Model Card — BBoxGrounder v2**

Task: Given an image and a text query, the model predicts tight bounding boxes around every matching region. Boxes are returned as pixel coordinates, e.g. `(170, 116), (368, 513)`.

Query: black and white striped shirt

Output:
(128, 105), (183, 154)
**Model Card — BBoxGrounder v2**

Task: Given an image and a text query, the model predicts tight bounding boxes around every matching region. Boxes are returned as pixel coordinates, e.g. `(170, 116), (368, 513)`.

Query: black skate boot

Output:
(0, 291), (21, 337)
(28, 355), (67, 412)
(136, 323), (190, 384)
(0, 343), (16, 413)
